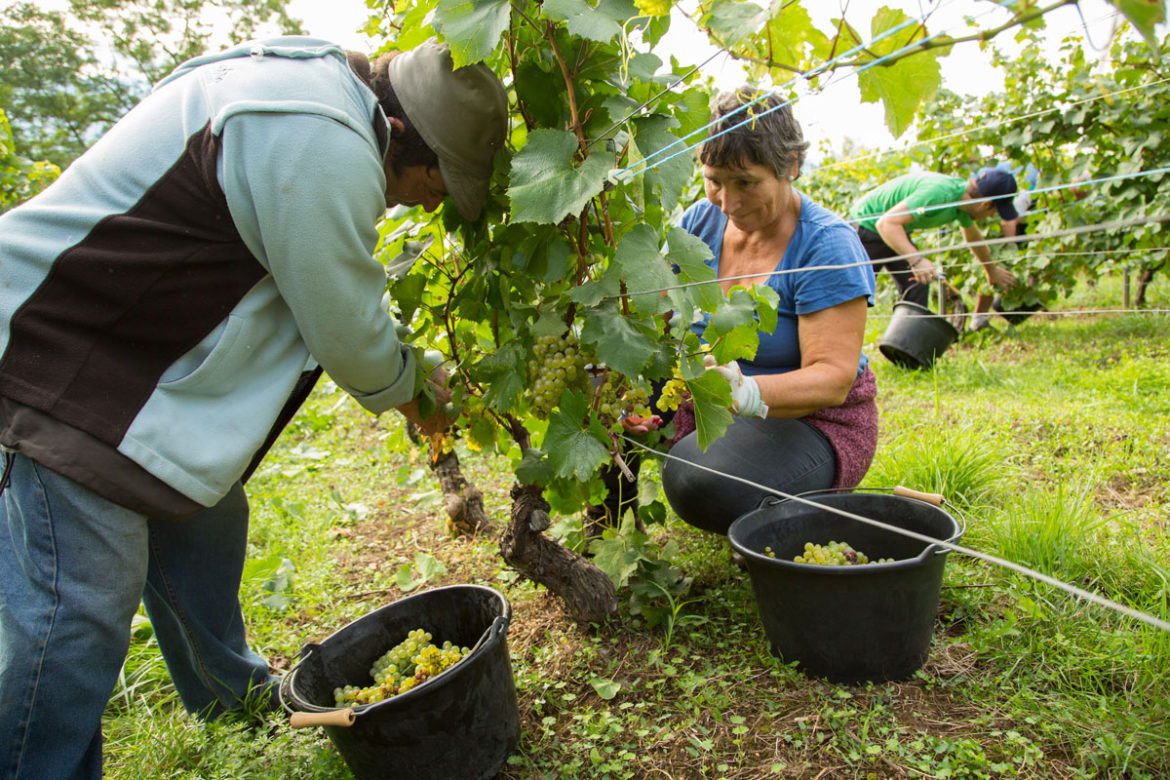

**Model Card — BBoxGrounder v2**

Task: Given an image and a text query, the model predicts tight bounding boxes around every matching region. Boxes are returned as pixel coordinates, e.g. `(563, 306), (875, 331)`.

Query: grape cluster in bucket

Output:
(762, 540), (895, 565)
(333, 628), (470, 707)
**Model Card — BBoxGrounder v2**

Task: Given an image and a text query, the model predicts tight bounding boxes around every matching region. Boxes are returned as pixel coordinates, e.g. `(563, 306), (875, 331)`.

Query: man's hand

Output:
(704, 356), (768, 418)
(397, 366), (452, 436)
(986, 264), (1018, 291)
(621, 413), (663, 435)
(908, 257), (936, 284)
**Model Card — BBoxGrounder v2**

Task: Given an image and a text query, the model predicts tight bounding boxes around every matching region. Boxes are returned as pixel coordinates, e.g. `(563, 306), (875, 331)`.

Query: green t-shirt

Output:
(851, 172), (974, 234)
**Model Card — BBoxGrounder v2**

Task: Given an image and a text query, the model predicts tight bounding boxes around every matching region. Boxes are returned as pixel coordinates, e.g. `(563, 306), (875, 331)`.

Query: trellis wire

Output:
(616, 435), (1170, 635)
(608, 0), (972, 184)
(617, 212), (1170, 299)
(866, 307), (1170, 322)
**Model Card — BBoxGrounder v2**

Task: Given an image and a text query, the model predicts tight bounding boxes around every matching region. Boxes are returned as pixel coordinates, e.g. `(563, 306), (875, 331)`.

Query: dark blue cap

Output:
(974, 168), (1019, 221)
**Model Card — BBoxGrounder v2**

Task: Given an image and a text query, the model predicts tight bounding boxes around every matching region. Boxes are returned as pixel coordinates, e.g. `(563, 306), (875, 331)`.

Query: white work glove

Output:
(703, 355), (769, 418)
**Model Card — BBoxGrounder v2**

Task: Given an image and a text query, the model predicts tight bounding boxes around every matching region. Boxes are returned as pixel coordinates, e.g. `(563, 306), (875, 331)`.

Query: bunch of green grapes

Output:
(656, 374), (688, 411)
(527, 333), (588, 418)
(594, 373), (651, 430)
(333, 628), (470, 707)
(788, 541), (894, 566)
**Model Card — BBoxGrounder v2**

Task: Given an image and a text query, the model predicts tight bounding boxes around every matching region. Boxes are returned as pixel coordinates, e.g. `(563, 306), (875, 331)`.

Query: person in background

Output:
(600, 88), (879, 539)
(971, 161), (1039, 330)
(0, 36), (508, 780)
(850, 168), (1020, 314)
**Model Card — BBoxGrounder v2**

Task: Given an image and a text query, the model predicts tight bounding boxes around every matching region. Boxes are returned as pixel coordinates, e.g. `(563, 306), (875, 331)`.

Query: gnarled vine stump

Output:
(430, 445), (492, 536)
(499, 484), (618, 624)
(406, 421), (492, 536)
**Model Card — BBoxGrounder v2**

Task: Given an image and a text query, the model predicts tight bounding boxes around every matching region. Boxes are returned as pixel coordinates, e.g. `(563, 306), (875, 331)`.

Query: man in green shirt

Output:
(851, 169), (1019, 310)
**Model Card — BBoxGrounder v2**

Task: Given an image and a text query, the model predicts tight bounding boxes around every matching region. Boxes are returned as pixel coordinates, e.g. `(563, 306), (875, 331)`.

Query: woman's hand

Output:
(704, 356), (769, 418)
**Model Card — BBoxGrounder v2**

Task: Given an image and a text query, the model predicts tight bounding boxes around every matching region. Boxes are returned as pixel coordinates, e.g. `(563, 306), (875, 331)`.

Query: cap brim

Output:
(440, 158), (488, 221)
(994, 198), (1019, 221)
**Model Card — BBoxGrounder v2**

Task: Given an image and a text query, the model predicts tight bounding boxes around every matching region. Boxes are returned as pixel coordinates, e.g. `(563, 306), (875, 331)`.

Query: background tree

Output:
(0, 0), (304, 167)
(1, 106), (59, 211)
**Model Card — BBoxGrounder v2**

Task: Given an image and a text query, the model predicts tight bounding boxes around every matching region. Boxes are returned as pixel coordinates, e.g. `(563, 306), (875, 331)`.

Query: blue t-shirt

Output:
(680, 194), (876, 376)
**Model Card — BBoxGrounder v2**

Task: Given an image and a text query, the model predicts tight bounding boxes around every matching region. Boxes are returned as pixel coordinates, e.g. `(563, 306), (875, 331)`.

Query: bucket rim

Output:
(726, 488), (964, 573)
(889, 300), (961, 338)
(279, 583), (510, 718)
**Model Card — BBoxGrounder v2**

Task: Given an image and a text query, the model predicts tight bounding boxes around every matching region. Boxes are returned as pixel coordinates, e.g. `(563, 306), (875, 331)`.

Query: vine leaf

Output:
(613, 223), (677, 313)
(581, 308), (658, 378)
(435, 0), (511, 65)
(854, 7), (945, 138)
(705, 0), (766, 47)
(542, 0), (639, 43)
(664, 227), (719, 319)
(685, 369), (734, 451)
(516, 448), (555, 486)
(508, 129), (611, 224)
(705, 286), (762, 364)
(1112, 0), (1165, 46)
(630, 115), (692, 213)
(479, 343), (528, 412)
(754, 2), (831, 76)
(544, 392), (612, 481)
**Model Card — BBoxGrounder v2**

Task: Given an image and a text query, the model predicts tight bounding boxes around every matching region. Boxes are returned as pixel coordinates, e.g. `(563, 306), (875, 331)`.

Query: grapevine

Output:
(332, 628), (470, 707)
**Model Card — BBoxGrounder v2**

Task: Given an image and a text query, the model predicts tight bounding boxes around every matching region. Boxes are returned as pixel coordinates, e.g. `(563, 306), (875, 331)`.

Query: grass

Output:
(100, 271), (1170, 779)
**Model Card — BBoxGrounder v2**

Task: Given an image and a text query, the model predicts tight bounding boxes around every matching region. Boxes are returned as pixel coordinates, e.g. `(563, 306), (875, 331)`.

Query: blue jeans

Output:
(0, 453), (274, 780)
(662, 417), (836, 534)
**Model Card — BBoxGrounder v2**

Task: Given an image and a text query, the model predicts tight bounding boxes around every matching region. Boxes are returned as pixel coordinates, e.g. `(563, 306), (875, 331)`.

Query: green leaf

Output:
(710, 325), (759, 365)
(395, 552), (448, 592)
(479, 343), (529, 412)
(590, 536), (642, 586)
(705, 0), (766, 46)
(516, 447), (555, 486)
(756, 3), (832, 72)
(750, 284), (780, 336)
(581, 308), (658, 377)
(542, 0), (639, 43)
(686, 369), (733, 451)
(705, 287), (762, 362)
(588, 677), (623, 700)
(543, 392), (612, 481)
(631, 115), (692, 213)
(569, 271), (622, 307)
(855, 8), (944, 138)
(613, 223), (676, 312)
(508, 129), (611, 224)
(1111, 0), (1165, 46)
(665, 226), (720, 315)
(435, 0), (511, 65)
(414, 551), (447, 581)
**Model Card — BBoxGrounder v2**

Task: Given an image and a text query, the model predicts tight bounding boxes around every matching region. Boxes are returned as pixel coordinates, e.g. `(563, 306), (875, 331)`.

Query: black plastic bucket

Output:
(280, 585), (519, 780)
(878, 300), (959, 369)
(727, 490), (964, 684)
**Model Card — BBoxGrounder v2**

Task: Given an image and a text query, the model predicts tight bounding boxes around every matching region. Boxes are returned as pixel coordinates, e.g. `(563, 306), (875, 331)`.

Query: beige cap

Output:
(387, 41), (509, 220)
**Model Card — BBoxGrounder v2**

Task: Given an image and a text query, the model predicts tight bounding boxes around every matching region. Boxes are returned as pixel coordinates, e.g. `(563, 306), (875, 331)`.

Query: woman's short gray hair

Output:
(699, 88), (809, 180)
